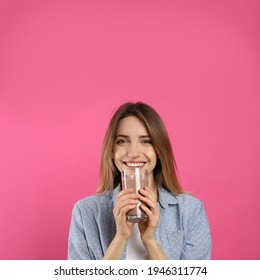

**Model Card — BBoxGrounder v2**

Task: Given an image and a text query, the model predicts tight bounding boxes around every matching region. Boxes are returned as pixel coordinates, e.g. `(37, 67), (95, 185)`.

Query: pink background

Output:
(0, 0), (260, 259)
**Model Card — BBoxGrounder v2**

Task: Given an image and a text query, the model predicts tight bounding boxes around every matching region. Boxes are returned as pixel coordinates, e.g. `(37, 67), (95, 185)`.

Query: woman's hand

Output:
(138, 186), (160, 244)
(105, 186), (167, 260)
(103, 189), (139, 259)
(113, 188), (139, 241)
(137, 187), (168, 260)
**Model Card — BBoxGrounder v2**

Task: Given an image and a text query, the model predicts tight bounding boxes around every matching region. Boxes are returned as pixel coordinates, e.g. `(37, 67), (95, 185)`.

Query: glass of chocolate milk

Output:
(121, 168), (148, 223)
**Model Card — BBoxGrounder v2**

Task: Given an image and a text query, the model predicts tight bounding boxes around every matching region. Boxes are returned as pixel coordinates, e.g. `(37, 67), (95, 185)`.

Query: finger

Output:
(118, 197), (139, 209)
(139, 202), (151, 213)
(139, 203), (159, 223)
(139, 201), (158, 213)
(139, 187), (156, 201)
(117, 188), (133, 198)
(117, 189), (139, 200)
(116, 195), (139, 208)
(116, 204), (137, 220)
(139, 191), (157, 207)
(113, 197), (139, 216)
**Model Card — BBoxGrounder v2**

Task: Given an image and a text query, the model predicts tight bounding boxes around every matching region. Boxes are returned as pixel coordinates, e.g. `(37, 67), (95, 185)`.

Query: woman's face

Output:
(113, 116), (157, 187)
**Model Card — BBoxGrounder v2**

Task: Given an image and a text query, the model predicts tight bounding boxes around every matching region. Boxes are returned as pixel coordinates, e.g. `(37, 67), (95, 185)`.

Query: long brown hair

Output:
(97, 102), (185, 195)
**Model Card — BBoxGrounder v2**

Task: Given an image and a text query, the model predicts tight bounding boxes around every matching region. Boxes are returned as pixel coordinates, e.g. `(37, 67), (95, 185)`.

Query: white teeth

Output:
(126, 162), (145, 167)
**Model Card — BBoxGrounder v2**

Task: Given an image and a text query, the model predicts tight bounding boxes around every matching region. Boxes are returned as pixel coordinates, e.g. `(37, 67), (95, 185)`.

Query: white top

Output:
(125, 223), (149, 259)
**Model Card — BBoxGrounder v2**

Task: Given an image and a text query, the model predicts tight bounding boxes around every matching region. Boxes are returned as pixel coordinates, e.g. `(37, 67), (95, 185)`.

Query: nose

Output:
(126, 143), (140, 158)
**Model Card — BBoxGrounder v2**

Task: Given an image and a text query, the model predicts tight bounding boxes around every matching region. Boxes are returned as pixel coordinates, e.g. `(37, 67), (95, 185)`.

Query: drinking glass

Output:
(121, 168), (148, 223)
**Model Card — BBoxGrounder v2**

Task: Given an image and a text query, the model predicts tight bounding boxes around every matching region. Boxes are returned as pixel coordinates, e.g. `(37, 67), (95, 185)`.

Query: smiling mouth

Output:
(123, 162), (146, 168)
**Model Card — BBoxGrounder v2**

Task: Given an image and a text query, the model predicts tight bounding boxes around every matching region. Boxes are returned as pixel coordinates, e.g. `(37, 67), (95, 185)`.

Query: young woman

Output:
(68, 102), (211, 260)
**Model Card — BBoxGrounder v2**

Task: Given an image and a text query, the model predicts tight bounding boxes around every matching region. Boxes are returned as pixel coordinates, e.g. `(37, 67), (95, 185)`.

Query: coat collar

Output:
(157, 185), (179, 208)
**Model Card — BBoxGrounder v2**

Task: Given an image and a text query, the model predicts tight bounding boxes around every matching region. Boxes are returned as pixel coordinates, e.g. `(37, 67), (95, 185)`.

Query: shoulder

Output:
(159, 187), (205, 217)
(73, 191), (113, 215)
(158, 187), (203, 211)
(174, 193), (209, 230)
(176, 193), (203, 208)
(175, 193), (204, 216)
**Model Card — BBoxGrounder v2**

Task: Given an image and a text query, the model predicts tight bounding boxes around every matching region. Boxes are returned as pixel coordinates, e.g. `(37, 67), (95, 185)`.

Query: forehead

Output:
(116, 116), (149, 135)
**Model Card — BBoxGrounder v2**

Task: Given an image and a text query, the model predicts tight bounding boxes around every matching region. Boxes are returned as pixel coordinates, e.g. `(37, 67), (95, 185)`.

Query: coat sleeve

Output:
(181, 200), (212, 260)
(68, 201), (92, 260)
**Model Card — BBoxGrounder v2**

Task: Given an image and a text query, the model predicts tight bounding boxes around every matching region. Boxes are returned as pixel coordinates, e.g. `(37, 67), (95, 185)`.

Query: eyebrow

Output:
(115, 134), (151, 138)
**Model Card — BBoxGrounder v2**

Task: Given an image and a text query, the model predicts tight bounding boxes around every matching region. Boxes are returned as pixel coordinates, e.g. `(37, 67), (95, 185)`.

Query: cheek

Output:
(113, 148), (121, 159)
(150, 159), (158, 171)
(146, 149), (158, 169)
(112, 151), (120, 168)
(113, 147), (125, 165)
(148, 148), (157, 161)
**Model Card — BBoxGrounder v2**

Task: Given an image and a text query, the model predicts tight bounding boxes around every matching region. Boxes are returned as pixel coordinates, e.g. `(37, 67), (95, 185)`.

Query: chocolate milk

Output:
(121, 169), (148, 223)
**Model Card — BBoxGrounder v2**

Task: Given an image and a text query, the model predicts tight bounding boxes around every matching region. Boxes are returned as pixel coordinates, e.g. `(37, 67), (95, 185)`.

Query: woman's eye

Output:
(116, 139), (127, 144)
(142, 139), (152, 144)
